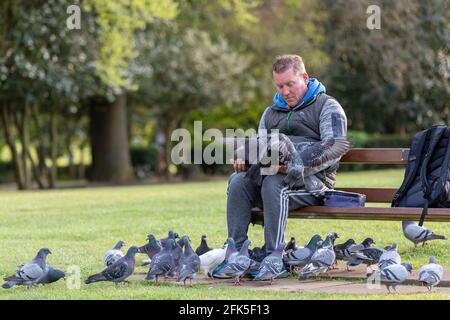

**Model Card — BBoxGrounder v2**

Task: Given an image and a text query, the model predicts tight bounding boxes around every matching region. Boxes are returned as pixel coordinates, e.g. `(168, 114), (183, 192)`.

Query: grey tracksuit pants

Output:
(226, 172), (323, 254)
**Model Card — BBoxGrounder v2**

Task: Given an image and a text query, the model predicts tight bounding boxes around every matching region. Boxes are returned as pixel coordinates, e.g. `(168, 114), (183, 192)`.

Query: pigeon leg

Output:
(386, 285), (391, 294)
(393, 286), (399, 294)
(189, 279), (193, 287)
(428, 285), (432, 292)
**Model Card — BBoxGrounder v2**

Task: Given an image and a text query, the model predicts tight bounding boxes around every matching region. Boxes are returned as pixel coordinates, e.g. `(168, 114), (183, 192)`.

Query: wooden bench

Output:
(251, 148), (450, 225)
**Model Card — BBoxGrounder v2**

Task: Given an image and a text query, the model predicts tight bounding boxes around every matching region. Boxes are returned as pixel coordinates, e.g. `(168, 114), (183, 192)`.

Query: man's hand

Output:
(231, 158), (248, 172)
(277, 164), (288, 174)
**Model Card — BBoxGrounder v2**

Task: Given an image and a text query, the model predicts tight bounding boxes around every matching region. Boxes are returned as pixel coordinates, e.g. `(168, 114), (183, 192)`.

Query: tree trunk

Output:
(89, 94), (134, 183)
(0, 105), (25, 189)
(48, 105), (58, 188)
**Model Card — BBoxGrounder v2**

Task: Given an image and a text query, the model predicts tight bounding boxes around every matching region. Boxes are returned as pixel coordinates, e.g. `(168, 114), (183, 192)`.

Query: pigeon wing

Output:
(299, 137), (351, 168)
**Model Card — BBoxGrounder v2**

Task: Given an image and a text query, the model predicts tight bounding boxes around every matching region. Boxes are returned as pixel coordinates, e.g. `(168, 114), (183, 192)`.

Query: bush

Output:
(130, 145), (159, 179)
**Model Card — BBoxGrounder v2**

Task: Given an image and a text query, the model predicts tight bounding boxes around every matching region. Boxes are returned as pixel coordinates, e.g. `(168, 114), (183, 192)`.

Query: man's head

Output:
(272, 55), (309, 108)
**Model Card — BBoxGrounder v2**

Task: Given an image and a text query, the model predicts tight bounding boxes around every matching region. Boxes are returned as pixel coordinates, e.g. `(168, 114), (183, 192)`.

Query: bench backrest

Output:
(337, 148), (409, 203)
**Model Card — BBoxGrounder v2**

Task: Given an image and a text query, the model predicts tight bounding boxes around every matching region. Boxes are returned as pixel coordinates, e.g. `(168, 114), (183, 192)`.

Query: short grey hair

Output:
(272, 55), (306, 76)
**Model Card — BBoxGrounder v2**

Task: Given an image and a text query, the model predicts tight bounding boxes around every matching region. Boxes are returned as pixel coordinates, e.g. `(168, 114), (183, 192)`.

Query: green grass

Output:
(0, 169), (449, 300)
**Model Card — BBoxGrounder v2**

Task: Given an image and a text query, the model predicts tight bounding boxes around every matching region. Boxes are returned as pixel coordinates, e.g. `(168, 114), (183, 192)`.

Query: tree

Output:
(323, 0), (449, 134)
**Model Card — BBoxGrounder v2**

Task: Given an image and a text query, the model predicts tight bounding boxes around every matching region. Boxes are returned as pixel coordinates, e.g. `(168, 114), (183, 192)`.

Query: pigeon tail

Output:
(85, 273), (106, 284)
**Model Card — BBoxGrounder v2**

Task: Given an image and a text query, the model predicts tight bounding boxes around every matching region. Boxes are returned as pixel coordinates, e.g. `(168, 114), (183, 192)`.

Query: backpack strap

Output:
(392, 129), (430, 207)
(418, 126), (447, 226)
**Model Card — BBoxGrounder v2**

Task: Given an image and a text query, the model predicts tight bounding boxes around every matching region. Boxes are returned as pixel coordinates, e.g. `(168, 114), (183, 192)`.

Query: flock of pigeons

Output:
(1, 220), (446, 293)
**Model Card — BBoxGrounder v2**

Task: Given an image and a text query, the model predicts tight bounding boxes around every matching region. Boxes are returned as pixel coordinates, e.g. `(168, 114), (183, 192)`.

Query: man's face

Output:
(273, 68), (309, 107)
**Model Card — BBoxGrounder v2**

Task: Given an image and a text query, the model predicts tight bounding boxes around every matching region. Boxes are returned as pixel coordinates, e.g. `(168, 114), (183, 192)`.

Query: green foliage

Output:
(84, 0), (178, 90)
(130, 145), (159, 179)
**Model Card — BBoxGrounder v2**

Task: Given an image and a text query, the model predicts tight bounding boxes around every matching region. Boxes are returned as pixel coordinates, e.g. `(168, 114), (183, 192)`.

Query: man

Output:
(227, 54), (347, 256)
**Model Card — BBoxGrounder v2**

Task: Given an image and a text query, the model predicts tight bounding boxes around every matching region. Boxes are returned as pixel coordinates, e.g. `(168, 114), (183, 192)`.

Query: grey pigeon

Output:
(253, 243), (286, 285)
(333, 238), (356, 267)
(195, 235), (213, 256)
(299, 232), (337, 280)
(402, 221), (446, 248)
(283, 234), (322, 272)
(378, 243), (401, 270)
(85, 246), (138, 285)
(2, 248), (52, 289)
(138, 234), (162, 266)
(279, 135), (351, 189)
(378, 263), (412, 293)
(103, 240), (125, 267)
(216, 240), (252, 285)
(285, 237), (298, 252)
(160, 230), (179, 248)
(36, 266), (66, 285)
(212, 238), (238, 279)
(146, 238), (177, 283)
(177, 236), (201, 286)
(347, 247), (385, 273)
(339, 237), (375, 270)
(418, 256), (444, 291)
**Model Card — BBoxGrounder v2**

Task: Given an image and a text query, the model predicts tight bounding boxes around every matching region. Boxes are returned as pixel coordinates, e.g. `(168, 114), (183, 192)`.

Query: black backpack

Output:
(392, 125), (450, 226)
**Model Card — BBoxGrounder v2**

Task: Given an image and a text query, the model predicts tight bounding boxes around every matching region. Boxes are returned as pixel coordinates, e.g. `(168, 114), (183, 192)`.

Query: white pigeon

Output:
(378, 243), (401, 270)
(418, 256), (444, 291)
(103, 240), (125, 267)
(199, 243), (228, 277)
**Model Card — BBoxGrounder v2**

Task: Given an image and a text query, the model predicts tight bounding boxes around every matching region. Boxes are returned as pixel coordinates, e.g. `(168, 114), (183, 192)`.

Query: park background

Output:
(0, 0), (449, 300)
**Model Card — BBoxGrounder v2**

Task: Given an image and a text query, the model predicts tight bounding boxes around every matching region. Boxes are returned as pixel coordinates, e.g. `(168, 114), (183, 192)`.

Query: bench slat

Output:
(336, 188), (398, 203)
(251, 206), (450, 223)
(341, 148), (409, 164)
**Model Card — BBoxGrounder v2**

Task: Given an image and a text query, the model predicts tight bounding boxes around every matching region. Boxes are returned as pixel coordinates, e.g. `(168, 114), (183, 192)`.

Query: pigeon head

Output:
(401, 263), (413, 273)
(362, 237), (375, 247)
(307, 234), (323, 248)
(201, 235), (207, 241)
(114, 240), (125, 250)
(274, 242), (285, 255)
(180, 236), (190, 247)
(329, 232), (339, 239)
(37, 248), (52, 259)
(429, 256), (437, 264)
(126, 246), (139, 257)
(167, 230), (180, 239)
(389, 243), (398, 251)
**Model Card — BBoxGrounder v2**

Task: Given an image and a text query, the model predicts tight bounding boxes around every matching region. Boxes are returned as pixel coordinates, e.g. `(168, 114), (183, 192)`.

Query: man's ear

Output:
(303, 72), (309, 84)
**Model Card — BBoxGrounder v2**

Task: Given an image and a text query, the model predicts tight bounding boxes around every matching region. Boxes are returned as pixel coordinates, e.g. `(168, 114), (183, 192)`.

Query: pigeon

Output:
(199, 243), (228, 277)
(250, 244), (268, 263)
(85, 246), (138, 285)
(378, 263), (413, 293)
(276, 134), (351, 189)
(177, 236), (201, 286)
(215, 240), (252, 285)
(283, 234), (323, 273)
(103, 240), (125, 267)
(285, 237), (298, 252)
(146, 239), (177, 283)
(402, 221), (446, 248)
(418, 256), (444, 291)
(299, 232), (337, 280)
(212, 238), (238, 279)
(170, 237), (185, 277)
(253, 243), (286, 285)
(2, 248), (52, 289)
(378, 243), (401, 270)
(333, 238), (356, 267)
(138, 234), (162, 266)
(195, 235), (213, 256)
(347, 247), (385, 273)
(160, 230), (179, 248)
(337, 237), (375, 270)
(36, 266), (66, 285)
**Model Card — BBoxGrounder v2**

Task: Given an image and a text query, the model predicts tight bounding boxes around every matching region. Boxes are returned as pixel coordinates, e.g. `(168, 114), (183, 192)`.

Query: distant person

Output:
(227, 54), (347, 257)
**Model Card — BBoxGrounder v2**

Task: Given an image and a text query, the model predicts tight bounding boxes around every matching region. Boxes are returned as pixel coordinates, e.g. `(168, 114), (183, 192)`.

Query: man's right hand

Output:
(231, 158), (247, 172)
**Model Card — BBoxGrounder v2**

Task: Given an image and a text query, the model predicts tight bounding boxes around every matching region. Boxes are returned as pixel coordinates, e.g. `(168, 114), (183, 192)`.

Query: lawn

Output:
(0, 169), (449, 300)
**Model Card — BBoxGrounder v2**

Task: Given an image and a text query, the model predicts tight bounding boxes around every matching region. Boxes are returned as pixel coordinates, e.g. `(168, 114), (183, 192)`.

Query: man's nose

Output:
(280, 87), (290, 96)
